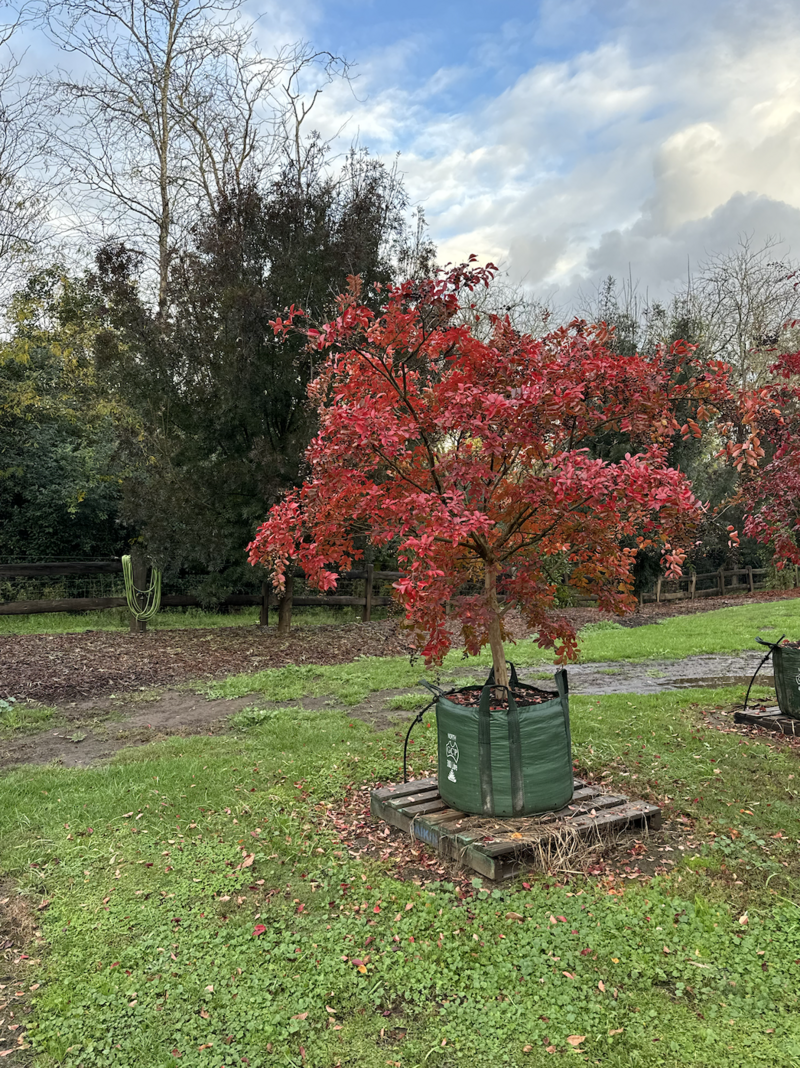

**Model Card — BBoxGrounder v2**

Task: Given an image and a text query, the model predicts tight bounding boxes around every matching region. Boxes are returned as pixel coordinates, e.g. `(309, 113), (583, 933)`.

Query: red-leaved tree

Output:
(734, 349), (800, 564)
(248, 263), (744, 687)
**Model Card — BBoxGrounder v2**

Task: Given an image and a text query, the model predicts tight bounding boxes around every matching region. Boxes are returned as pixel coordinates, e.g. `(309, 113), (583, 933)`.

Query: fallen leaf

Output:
(252, 924), (267, 937)
(505, 911), (524, 922)
(609, 1028), (624, 1036)
(566, 1035), (586, 1047)
(523, 1045), (533, 1053)
(598, 981), (606, 992)
(292, 1012), (308, 1020)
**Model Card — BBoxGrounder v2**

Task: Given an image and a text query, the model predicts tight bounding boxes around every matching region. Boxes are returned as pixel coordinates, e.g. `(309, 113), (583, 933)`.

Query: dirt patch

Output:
(0, 691), (260, 770)
(0, 884), (45, 1062)
(0, 685), (417, 771)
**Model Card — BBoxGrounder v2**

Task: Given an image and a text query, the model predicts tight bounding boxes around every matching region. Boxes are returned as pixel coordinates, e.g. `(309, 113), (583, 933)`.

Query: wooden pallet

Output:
(733, 706), (800, 735)
(370, 777), (662, 881)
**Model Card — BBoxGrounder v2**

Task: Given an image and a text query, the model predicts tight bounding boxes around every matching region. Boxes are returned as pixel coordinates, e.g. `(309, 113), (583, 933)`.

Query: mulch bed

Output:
(0, 621), (413, 705)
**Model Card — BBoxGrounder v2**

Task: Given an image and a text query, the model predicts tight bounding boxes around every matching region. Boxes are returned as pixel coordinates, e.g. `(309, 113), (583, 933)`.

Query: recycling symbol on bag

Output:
(445, 733), (459, 782)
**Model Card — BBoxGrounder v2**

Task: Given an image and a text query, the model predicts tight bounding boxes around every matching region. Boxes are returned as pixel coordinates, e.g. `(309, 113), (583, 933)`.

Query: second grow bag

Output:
(432, 664), (573, 818)
(746, 634), (800, 719)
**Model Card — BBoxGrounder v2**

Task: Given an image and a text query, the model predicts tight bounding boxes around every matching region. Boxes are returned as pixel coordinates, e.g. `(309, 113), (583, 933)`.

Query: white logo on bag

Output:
(445, 733), (459, 782)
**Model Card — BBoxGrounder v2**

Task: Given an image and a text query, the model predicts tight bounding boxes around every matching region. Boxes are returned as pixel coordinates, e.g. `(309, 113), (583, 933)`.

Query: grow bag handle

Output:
(477, 681), (526, 816)
(744, 634), (786, 711)
(485, 661), (521, 688)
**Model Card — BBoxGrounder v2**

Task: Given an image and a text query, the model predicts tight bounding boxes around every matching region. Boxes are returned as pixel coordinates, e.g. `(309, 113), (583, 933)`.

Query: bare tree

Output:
(42, 0), (348, 314)
(177, 42), (349, 216)
(693, 235), (800, 388)
(0, 13), (48, 293)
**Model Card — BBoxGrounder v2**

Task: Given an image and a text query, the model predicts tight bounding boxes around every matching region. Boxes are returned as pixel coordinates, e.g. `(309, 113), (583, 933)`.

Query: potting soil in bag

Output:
(435, 664), (573, 817)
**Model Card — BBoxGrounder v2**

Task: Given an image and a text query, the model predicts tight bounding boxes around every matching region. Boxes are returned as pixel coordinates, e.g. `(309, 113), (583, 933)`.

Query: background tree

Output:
(43, 0), (346, 313)
(0, 14), (49, 296)
(0, 266), (126, 561)
(248, 264), (743, 685)
(93, 145), (423, 596)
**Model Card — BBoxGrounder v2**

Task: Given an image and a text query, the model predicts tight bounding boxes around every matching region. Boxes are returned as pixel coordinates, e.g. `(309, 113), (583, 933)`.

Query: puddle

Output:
(520, 653), (774, 697)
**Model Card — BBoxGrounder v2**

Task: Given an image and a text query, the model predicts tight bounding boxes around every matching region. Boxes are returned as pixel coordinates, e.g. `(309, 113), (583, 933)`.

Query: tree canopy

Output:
(247, 263), (754, 681)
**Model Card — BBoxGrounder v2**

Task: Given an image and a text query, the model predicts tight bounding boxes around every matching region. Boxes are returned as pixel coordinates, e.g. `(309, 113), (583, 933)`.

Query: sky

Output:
(248, 0), (800, 309)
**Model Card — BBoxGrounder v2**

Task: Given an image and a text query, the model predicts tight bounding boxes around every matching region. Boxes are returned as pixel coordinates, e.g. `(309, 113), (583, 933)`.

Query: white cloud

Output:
(304, 1), (800, 308)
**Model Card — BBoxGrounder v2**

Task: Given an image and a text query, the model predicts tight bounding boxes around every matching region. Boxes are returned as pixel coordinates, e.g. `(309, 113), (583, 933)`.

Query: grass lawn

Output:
(2, 602), (800, 1066)
(0, 605), (384, 636)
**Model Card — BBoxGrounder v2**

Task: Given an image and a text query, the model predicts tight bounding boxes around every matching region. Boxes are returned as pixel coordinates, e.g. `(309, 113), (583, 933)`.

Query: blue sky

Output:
(253, 0), (800, 307)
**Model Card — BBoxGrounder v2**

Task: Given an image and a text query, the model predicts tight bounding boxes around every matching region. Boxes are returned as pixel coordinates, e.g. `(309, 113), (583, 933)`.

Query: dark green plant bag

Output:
(772, 644), (800, 719)
(434, 664), (573, 817)
(745, 635), (800, 720)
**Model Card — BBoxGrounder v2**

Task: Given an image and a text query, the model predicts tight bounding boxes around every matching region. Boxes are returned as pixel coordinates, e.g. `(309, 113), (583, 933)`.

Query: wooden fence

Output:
(0, 560), (401, 632)
(640, 565), (797, 604)
(2, 560), (794, 630)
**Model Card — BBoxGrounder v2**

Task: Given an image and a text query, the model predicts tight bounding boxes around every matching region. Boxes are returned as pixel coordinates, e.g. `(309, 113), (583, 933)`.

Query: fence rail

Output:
(0, 561), (402, 630)
(2, 560), (794, 629)
(640, 565), (797, 604)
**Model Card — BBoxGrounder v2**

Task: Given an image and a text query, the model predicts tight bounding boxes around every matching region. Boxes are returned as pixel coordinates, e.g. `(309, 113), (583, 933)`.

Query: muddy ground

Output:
(0, 648), (784, 773)
(1, 588), (797, 772)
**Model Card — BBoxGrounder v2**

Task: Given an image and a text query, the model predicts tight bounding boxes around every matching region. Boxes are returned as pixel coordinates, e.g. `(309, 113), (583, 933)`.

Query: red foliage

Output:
(735, 349), (800, 565)
(248, 263), (740, 671)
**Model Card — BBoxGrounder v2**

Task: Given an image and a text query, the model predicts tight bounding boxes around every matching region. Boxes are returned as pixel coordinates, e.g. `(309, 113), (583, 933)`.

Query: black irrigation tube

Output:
(743, 634), (786, 711)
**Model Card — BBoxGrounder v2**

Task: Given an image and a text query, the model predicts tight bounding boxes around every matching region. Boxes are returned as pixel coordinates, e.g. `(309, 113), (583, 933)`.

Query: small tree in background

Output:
(248, 262), (747, 687)
(735, 348), (800, 565)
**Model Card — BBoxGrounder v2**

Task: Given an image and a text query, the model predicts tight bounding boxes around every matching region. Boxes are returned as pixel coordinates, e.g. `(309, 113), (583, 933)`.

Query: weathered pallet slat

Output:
(370, 776), (661, 881)
(733, 706), (800, 736)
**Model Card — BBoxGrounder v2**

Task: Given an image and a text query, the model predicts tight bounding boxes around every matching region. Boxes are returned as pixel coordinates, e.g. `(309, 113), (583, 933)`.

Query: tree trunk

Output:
(485, 564), (509, 693)
(277, 586), (293, 635)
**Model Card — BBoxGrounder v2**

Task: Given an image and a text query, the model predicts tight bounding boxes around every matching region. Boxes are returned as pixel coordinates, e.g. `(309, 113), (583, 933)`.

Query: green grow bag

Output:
(746, 635), (800, 720)
(435, 665), (573, 817)
(772, 643), (800, 719)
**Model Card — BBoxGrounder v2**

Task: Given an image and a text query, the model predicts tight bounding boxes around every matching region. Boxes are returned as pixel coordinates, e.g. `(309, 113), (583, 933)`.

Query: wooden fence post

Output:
(260, 582), (269, 627)
(655, 577), (662, 604)
(362, 564), (374, 623)
(690, 574), (696, 600)
(718, 568), (725, 596)
(129, 551), (148, 634)
(747, 566), (754, 594)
